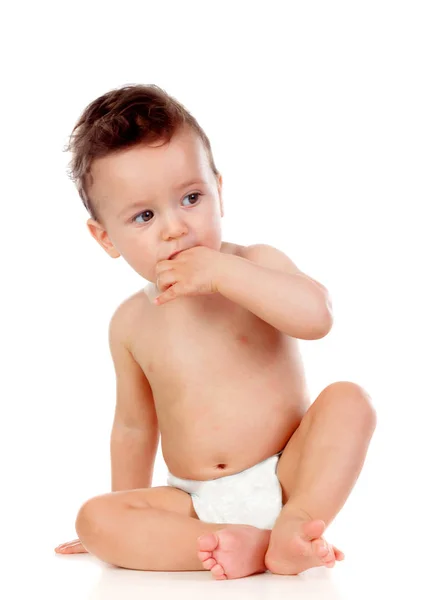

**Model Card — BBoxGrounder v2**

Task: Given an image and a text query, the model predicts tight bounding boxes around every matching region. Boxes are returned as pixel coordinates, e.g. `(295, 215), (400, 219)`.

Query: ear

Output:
(217, 173), (224, 218)
(86, 218), (121, 258)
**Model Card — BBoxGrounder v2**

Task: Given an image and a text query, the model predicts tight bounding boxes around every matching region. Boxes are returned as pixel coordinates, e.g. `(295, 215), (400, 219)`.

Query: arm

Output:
(110, 428), (158, 491)
(217, 244), (333, 340)
(108, 301), (159, 491)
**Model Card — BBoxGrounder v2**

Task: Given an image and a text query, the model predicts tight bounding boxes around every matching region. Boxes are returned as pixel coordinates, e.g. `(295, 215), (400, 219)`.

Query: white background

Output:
(1, 1), (423, 598)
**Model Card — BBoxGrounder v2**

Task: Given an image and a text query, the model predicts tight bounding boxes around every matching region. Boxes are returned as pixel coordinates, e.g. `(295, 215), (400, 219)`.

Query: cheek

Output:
(115, 235), (156, 278)
(202, 213), (222, 249)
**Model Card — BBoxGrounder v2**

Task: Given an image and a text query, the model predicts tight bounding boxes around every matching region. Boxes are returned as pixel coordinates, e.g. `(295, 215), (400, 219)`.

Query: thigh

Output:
(83, 486), (199, 520)
(276, 380), (371, 503)
(276, 409), (314, 504)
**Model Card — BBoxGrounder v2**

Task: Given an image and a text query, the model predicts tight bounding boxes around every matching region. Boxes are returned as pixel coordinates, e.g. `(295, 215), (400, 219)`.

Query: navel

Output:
(215, 463), (227, 470)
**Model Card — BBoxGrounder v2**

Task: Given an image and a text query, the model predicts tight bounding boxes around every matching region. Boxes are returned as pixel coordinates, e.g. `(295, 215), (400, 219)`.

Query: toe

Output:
(198, 550), (213, 561)
(314, 539), (330, 559)
(202, 558), (217, 570)
(211, 563), (227, 580)
(197, 533), (219, 552)
(333, 546), (345, 561)
(312, 539), (335, 565)
(301, 519), (326, 542)
(324, 554), (336, 568)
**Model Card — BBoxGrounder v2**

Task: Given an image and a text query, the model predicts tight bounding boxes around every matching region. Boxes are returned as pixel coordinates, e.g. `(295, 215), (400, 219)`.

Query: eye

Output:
(182, 192), (201, 206)
(132, 192), (202, 224)
(133, 209), (154, 224)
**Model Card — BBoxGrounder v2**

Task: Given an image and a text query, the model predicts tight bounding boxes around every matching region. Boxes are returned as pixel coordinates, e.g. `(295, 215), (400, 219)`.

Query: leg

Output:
(77, 484), (273, 580)
(265, 381), (377, 574)
(75, 486), (228, 572)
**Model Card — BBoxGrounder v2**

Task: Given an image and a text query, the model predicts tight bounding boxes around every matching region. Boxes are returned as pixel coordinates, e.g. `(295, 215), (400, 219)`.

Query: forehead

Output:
(89, 127), (211, 213)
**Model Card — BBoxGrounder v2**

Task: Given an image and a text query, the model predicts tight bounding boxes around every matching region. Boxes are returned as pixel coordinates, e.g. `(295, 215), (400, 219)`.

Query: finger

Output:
(154, 284), (181, 305)
(55, 540), (85, 553)
(56, 542), (87, 554)
(154, 294), (166, 305)
(155, 261), (175, 275)
(157, 281), (174, 294)
(156, 273), (177, 293)
(333, 546), (345, 561)
(69, 543), (88, 554)
(55, 539), (79, 550)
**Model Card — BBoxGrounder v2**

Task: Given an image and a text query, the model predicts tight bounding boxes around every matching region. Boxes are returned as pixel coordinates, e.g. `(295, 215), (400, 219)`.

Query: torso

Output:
(129, 242), (311, 481)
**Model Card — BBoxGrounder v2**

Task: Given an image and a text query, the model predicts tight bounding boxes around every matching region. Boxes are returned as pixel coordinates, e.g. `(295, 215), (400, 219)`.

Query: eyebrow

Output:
(118, 179), (208, 218)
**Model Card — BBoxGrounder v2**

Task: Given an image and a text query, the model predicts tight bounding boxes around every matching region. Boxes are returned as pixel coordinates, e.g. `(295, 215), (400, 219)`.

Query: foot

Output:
(197, 525), (271, 580)
(264, 509), (345, 575)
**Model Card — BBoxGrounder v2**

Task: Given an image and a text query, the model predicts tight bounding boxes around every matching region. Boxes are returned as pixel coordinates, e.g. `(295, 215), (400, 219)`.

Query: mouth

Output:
(167, 245), (199, 260)
(168, 249), (186, 260)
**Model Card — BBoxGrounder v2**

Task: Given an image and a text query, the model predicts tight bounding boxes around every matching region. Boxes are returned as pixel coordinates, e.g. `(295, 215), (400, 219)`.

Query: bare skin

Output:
(56, 242), (375, 577)
(55, 242), (375, 578)
(196, 508), (344, 580)
(132, 243), (337, 577)
(133, 243), (311, 482)
(56, 128), (375, 577)
(55, 508), (344, 579)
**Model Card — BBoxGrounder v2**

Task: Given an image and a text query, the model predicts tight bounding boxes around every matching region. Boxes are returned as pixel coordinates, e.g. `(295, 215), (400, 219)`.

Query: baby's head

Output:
(65, 84), (224, 283)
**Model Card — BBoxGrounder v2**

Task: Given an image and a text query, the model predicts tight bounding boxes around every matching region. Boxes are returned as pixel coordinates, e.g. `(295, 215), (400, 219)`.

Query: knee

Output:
(75, 495), (109, 541)
(320, 381), (377, 429)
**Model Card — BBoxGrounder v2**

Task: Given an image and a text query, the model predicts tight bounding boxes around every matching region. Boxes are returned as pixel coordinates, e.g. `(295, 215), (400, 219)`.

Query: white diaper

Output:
(167, 452), (284, 530)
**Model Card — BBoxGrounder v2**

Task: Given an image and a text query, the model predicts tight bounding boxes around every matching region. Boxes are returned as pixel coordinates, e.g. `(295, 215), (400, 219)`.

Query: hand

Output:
(55, 538), (88, 554)
(154, 246), (226, 306)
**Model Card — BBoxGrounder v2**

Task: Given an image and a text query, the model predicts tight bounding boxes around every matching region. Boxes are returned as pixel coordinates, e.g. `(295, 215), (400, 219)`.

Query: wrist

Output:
(214, 253), (243, 295)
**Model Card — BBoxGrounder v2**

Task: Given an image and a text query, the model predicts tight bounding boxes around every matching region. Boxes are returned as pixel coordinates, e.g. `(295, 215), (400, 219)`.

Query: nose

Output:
(161, 212), (188, 240)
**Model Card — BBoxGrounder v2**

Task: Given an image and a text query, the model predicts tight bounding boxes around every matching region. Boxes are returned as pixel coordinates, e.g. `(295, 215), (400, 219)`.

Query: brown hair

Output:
(64, 84), (220, 225)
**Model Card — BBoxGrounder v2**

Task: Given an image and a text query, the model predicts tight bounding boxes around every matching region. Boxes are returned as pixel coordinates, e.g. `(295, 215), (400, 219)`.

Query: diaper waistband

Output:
(167, 450), (283, 494)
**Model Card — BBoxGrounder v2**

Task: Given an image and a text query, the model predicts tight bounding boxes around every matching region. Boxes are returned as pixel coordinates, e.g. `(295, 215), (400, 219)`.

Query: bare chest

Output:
(132, 292), (310, 479)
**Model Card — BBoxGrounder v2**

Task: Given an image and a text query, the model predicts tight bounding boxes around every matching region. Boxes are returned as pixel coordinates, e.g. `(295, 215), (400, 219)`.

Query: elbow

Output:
(302, 300), (334, 341)
(289, 314), (333, 340)
(314, 303), (334, 339)
(297, 320), (332, 340)
(315, 289), (334, 338)
(302, 281), (334, 340)
(314, 313), (333, 339)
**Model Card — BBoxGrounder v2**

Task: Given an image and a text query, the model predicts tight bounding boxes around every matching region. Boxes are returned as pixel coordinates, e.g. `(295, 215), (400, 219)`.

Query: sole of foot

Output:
(197, 524), (271, 580)
(265, 518), (345, 576)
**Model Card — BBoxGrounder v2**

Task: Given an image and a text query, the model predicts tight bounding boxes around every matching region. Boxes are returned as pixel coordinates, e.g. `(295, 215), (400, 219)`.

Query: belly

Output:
(154, 346), (309, 480)
(160, 391), (306, 480)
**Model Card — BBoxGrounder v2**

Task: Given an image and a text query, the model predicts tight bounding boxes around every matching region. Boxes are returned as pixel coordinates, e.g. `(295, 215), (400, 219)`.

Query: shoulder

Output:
(108, 289), (149, 350)
(240, 243), (302, 275)
(242, 243), (330, 294)
(221, 242), (300, 274)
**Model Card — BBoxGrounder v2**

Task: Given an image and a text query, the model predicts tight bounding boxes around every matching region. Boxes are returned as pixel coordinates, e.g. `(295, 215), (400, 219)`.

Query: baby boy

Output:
(54, 84), (376, 580)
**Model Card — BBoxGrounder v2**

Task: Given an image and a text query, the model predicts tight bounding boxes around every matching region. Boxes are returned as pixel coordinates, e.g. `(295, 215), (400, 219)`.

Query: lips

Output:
(168, 249), (186, 259)
(167, 245), (197, 259)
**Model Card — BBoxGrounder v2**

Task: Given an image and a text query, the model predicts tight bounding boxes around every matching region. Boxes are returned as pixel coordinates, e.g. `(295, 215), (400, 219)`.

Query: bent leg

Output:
(275, 381), (376, 523)
(75, 486), (235, 571)
(265, 381), (376, 573)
